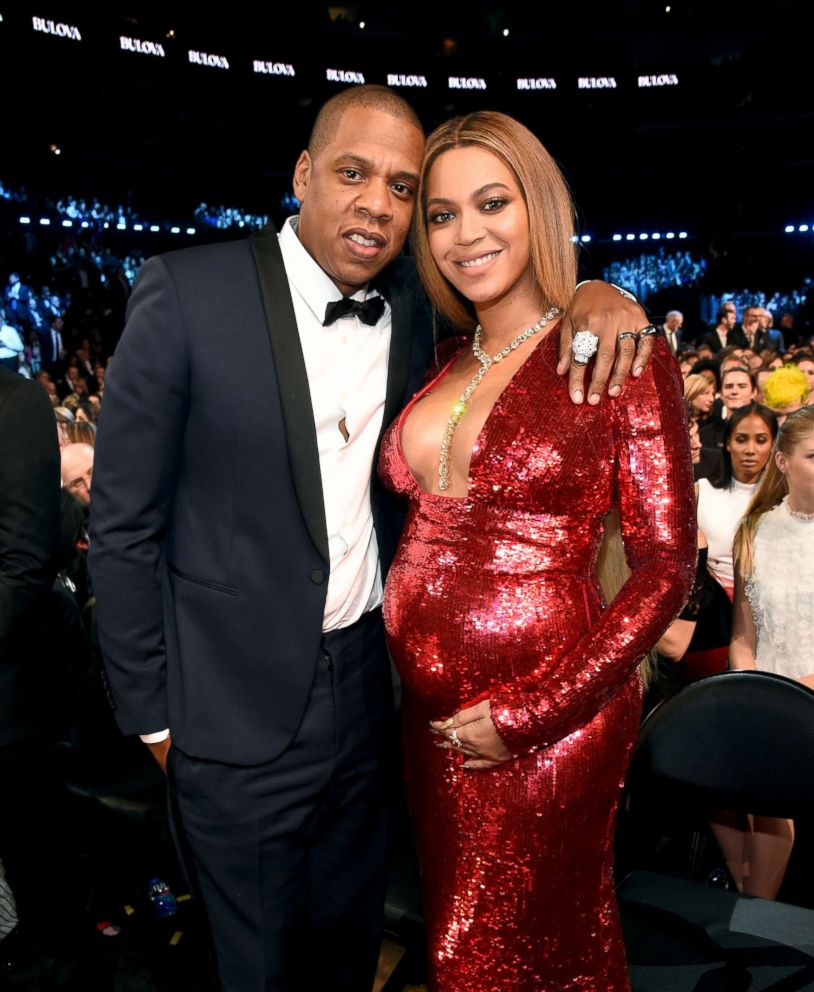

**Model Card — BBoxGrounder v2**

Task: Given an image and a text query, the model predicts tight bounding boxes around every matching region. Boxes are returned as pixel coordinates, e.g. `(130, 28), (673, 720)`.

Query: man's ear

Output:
(293, 150), (311, 203)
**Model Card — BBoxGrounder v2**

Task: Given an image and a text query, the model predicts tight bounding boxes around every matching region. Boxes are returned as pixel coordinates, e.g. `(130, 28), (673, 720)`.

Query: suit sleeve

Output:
(489, 340), (697, 754)
(88, 256), (189, 736)
(0, 378), (61, 650)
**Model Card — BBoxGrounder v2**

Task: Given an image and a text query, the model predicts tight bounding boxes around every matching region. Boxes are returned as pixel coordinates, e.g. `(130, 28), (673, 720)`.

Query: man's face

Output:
(666, 314), (683, 332)
(293, 107), (425, 296)
(721, 370), (756, 411)
(742, 309), (761, 337)
(721, 305), (736, 329)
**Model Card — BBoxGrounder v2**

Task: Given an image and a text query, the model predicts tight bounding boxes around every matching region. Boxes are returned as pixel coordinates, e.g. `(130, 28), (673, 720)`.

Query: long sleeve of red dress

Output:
(489, 339), (696, 755)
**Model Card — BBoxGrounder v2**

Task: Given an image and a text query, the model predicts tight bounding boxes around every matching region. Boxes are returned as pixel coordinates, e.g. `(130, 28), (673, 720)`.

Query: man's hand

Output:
(557, 281), (654, 405)
(430, 699), (512, 771)
(145, 736), (172, 774)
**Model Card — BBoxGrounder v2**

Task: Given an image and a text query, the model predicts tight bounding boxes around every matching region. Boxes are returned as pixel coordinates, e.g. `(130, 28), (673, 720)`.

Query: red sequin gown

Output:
(380, 331), (696, 992)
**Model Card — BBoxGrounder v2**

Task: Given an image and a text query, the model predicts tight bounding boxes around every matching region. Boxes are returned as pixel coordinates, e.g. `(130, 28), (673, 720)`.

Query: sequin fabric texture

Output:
(380, 331), (696, 992)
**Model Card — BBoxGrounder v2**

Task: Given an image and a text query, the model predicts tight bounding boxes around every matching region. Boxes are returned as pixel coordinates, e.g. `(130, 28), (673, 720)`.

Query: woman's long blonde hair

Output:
(412, 111), (578, 331)
(734, 405), (814, 578)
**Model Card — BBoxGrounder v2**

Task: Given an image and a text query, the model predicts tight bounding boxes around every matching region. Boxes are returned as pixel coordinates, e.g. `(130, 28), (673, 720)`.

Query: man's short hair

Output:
(308, 85), (424, 158)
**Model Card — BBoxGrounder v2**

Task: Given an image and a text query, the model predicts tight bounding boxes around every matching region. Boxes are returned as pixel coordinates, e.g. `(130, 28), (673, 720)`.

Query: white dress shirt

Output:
(278, 215), (390, 631)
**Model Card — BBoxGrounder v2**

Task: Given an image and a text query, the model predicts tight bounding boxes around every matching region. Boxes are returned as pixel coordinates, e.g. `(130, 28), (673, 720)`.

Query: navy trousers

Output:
(168, 608), (393, 992)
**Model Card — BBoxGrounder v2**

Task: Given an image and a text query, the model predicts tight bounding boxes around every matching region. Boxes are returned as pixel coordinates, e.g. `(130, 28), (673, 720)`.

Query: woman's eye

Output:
(482, 197), (506, 211)
(429, 211), (453, 224)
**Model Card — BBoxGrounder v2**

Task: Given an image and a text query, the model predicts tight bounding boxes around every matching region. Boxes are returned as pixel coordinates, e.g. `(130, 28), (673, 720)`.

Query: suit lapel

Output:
(251, 229), (329, 565)
(377, 267), (412, 440)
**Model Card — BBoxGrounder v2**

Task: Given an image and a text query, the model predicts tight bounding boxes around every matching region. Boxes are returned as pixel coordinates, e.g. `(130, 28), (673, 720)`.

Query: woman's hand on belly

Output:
(431, 699), (513, 770)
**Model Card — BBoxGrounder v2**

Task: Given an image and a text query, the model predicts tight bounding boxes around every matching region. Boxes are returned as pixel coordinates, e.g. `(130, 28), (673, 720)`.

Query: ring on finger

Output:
(638, 324), (658, 337)
(618, 331), (639, 342)
(571, 329), (600, 365)
(449, 728), (465, 751)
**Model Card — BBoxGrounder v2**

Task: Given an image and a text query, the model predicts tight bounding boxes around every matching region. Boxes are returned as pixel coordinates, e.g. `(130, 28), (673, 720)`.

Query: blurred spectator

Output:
(789, 351), (814, 405)
(763, 365), (810, 424)
(0, 309), (24, 372)
(60, 443), (94, 508)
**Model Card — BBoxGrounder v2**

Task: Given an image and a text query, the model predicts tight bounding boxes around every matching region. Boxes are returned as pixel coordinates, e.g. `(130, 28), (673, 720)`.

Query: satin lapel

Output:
(250, 230), (329, 564)
(379, 269), (412, 441)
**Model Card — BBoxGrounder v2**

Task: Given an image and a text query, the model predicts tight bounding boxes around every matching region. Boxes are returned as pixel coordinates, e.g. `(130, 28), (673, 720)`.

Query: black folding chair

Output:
(617, 670), (814, 992)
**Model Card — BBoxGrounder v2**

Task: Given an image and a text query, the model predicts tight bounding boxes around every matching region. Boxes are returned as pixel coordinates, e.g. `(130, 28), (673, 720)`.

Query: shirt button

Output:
(309, 569), (326, 585)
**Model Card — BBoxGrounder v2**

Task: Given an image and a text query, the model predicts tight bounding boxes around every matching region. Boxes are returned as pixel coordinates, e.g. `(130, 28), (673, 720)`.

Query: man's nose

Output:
(356, 179), (392, 220)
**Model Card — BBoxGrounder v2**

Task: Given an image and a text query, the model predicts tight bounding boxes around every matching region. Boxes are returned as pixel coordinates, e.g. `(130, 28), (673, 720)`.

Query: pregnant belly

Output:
(383, 554), (599, 717)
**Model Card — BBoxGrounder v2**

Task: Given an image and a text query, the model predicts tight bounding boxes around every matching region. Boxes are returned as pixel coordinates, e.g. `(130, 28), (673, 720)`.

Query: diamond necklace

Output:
(438, 305), (561, 491)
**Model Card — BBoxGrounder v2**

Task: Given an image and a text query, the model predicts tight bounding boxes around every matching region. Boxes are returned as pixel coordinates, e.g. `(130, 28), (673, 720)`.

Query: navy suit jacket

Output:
(89, 227), (435, 765)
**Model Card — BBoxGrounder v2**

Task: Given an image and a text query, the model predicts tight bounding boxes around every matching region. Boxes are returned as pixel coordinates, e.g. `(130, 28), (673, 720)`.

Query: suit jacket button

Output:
(309, 569), (326, 585)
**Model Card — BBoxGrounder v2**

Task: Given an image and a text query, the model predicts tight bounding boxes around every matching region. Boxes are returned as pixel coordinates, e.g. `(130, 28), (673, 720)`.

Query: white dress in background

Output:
(696, 477), (758, 590)
(745, 497), (814, 681)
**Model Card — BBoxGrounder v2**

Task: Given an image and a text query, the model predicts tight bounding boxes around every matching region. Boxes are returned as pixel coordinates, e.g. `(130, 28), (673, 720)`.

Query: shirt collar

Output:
(278, 216), (386, 327)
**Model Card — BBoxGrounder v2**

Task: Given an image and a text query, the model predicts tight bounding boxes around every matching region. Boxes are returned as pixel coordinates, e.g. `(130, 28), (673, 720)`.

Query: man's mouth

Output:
(344, 230), (385, 258)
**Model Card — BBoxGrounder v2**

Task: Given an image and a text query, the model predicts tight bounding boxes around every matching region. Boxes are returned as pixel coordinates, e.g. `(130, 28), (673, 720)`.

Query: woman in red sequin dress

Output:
(379, 113), (696, 991)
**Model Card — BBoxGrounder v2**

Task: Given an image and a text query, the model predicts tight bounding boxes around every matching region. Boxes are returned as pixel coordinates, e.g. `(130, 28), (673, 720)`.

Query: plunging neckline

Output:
(396, 324), (560, 500)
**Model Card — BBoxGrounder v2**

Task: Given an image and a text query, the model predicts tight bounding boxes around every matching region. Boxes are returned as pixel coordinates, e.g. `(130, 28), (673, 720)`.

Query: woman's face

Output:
(425, 146), (533, 310)
(691, 385), (714, 415)
(777, 428), (814, 502)
(796, 359), (814, 396)
(768, 356), (783, 370)
(726, 413), (773, 484)
(698, 368), (718, 390)
(688, 420), (702, 463)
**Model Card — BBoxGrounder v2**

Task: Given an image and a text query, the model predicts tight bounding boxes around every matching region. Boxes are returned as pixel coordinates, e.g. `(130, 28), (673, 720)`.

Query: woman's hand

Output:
(557, 280), (653, 405)
(430, 699), (512, 771)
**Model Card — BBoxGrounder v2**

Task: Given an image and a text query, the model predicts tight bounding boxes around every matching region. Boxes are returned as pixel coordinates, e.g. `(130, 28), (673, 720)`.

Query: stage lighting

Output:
(171, 227), (181, 234)
(62, 220), (72, 228)
(186, 227), (196, 235)
(666, 232), (675, 239)
(626, 234), (635, 241)
(19, 217), (31, 224)
(612, 234), (622, 241)
(580, 234), (591, 243)
(639, 233), (649, 240)
(134, 224), (144, 231)
(799, 224), (809, 233)
(117, 222), (126, 230)
(785, 225), (795, 233)
(150, 225), (160, 232)
(679, 231), (688, 238)
(652, 233), (661, 240)
(359, 21), (365, 29)
(39, 218), (51, 226)
(503, 28), (510, 37)
(81, 221), (89, 228)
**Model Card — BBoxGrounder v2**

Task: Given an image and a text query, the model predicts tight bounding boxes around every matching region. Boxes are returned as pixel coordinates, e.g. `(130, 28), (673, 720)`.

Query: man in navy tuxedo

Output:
(89, 86), (649, 991)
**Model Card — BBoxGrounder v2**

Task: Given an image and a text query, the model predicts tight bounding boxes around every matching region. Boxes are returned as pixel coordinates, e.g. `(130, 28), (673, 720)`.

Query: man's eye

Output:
(342, 169), (363, 181)
(391, 182), (414, 197)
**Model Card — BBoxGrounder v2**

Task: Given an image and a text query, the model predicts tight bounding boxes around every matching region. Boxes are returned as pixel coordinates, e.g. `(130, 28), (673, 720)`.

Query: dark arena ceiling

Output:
(1, 2), (812, 243)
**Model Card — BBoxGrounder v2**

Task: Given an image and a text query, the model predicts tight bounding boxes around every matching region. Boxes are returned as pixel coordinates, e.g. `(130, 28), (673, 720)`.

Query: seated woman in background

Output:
(684, 372), (716, 427)
(712, 406), (814, 899)
(695, 403), (778, 598)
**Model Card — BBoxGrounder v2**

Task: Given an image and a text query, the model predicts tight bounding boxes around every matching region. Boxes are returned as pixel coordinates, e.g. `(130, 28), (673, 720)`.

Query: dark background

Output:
(1, 1), (812, 289)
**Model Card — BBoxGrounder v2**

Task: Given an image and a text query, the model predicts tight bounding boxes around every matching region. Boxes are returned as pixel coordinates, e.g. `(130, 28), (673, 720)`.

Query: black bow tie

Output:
(323, 295), (385, 327)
